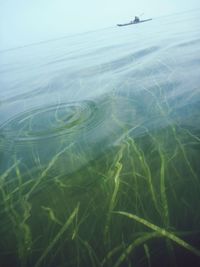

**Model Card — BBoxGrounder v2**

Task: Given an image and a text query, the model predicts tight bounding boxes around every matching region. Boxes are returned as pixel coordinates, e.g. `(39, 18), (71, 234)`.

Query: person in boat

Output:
(133, 16), (140, 23)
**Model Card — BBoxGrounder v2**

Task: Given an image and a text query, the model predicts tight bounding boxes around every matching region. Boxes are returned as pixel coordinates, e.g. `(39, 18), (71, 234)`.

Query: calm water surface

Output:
(1, 12), (200, 172)
(0, 10), (200, 267)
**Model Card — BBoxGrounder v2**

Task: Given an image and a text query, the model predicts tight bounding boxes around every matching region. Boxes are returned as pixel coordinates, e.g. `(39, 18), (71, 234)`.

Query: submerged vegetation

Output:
(1, 8), (200, 265)
(0, 86), (200, 267)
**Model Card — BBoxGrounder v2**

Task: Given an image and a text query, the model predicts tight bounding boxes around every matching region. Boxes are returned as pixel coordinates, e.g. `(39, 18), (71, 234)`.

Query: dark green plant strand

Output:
(34, 204), (79, 267)
(114, 211), (200, 257)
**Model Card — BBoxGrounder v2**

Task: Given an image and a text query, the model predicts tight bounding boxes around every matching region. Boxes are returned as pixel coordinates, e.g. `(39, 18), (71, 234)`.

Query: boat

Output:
(117, 18), (152, 27)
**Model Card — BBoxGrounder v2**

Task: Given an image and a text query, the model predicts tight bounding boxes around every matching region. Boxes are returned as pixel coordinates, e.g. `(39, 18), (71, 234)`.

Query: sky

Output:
(1, 0), (200, 50)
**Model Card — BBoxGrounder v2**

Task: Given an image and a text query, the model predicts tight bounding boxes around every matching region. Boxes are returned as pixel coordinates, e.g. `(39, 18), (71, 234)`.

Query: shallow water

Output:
(0, 10), (200, 267)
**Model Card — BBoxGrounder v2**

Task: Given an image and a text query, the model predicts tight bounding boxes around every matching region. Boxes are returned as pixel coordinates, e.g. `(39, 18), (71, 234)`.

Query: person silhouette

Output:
(134, 16), (140, 23)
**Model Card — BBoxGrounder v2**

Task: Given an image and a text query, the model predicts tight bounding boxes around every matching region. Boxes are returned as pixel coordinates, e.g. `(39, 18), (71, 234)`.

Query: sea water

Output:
(0, 10), (200, 267)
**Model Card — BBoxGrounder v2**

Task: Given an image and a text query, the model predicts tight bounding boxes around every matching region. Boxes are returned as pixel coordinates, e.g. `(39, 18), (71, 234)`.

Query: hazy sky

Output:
(1, 0), (200, 49)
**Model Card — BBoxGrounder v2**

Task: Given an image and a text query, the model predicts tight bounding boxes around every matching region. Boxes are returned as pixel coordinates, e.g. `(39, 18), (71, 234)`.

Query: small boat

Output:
(117, 18), (152, 27)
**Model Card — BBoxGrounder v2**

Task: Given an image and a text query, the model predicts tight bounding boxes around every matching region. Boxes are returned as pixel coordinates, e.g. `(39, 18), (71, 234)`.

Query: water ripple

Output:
(0, 101), (101, 143)
(0, 96), (138, 175)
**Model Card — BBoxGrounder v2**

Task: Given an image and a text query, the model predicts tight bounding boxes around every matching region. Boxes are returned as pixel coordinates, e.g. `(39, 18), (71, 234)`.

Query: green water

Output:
(1, 10), (200, 267)
(0, 91), (200, 266)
